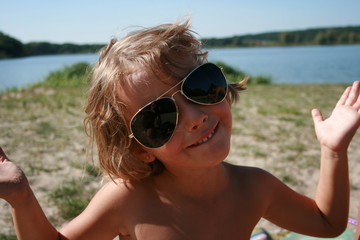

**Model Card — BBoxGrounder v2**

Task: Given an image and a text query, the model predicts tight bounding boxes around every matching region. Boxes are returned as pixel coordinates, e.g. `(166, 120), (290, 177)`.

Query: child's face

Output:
(120, 64), (233, 170)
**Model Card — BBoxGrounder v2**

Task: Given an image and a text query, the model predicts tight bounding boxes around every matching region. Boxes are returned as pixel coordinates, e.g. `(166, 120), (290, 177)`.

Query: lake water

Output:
(207, 45), (360, 84)
(0, 54), (98, 91)
(0, 45), (359, 91)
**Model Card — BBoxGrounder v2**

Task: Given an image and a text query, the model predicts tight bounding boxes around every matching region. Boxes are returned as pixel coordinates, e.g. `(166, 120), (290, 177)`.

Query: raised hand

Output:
(312, 81), (360, 152)
(0, 147), (29, 207)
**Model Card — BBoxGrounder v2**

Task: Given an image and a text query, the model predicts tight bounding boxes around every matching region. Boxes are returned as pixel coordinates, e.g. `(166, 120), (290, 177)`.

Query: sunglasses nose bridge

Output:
(170, 89), (182, 99)
(174, 95), (209, 132)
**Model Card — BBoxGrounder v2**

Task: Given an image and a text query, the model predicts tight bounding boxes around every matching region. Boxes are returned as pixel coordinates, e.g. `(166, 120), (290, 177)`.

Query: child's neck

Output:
(153, 162), (231, 202)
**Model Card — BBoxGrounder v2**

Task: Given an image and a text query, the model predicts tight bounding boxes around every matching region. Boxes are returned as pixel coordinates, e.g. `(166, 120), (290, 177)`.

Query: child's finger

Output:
(336, 86), (351, 106)
(311, 109), (323, 125)
(0, 147), (9, 162)
(345, 81), (360, 106)
(352, 81), (360, 109)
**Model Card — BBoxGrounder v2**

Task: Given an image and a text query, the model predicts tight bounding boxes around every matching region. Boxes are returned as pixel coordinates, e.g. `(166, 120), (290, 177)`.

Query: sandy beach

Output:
(1, 83), (359, 238)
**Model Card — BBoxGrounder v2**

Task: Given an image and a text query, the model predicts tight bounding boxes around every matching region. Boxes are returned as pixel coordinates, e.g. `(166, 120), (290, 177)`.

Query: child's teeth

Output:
(195, 130), (214, 146)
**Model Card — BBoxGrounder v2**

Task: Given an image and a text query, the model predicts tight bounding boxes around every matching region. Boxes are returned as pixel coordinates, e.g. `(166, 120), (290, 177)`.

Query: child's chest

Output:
(125, 193), (266, 240)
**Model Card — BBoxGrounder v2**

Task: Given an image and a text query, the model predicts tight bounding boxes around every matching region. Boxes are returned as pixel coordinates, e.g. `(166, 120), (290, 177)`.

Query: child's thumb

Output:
(311, 109), (323, 125)
(0, 147), (9, 162)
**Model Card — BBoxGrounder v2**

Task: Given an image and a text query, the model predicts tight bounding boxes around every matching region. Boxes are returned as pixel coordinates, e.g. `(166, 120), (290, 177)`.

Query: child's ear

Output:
(133, 147), (156, 163)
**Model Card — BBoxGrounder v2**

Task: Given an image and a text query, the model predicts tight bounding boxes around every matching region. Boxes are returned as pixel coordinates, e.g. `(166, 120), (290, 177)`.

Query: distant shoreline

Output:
(1, 25), (360, 59)
(1, 45), (360, 92)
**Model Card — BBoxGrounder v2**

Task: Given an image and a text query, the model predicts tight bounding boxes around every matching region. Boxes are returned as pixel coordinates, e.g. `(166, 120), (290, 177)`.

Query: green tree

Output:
(315, 32), (327, 45)
(280, 32), (293, 45)
(0, 32), (26, 58)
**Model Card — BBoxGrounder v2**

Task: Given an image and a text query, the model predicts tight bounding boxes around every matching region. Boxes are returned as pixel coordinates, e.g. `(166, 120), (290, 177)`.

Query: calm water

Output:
(207, 45), (360, 84)
(0, 45), (359, 91)
(0, 54), (98, 91)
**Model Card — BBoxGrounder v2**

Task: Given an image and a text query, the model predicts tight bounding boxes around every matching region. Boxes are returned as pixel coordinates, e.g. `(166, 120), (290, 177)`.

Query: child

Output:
(1, 19), (360, 240)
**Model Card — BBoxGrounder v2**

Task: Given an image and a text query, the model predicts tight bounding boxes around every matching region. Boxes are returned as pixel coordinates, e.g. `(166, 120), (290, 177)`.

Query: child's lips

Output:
(188, 123), (218, 148)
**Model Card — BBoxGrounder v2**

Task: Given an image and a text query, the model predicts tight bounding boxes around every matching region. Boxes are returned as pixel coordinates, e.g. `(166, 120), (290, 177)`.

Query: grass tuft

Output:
(48, 178), (96, 220)
(0, 234), (17, 240)
(36, 121), (57, 136)
(214, 61), (272, 84)
(31, 62), (91, 88)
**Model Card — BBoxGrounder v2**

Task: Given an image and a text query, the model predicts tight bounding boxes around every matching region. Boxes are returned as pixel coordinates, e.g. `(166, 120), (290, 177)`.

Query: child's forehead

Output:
(123, 69), (175, 92)
(116, 69), (176, 111)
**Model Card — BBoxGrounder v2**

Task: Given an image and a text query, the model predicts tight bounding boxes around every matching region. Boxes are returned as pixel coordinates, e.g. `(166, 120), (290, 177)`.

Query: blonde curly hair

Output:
(84, 19), (246, 181)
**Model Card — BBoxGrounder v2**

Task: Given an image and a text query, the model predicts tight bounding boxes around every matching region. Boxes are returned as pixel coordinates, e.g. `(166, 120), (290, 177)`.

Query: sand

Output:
(1, 84), (359, 238)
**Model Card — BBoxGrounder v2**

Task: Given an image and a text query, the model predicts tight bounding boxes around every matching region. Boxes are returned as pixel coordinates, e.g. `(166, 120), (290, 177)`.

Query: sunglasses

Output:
(128, 63), (228, 148)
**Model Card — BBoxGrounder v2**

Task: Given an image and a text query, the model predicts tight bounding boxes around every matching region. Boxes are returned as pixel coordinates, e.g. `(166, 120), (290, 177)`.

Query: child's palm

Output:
(0, 148), (28, 205)
(312, 81), (360, 151)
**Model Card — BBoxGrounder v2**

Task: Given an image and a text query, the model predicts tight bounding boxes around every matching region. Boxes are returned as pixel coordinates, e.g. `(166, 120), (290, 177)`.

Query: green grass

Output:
(48, 178), (96, 221)
(0, 234), (17, 240)
(36, 121), (57, 136)
(215, 61), (272, 84)
(32, 62), (91, 88)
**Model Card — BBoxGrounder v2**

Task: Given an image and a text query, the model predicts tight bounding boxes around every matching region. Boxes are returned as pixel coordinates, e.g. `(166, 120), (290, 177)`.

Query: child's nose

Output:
(176, 96), (208, 132)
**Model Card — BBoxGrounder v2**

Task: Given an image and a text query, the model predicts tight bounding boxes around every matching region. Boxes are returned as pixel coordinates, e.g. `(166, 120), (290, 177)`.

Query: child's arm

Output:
(355, 207), (360, 240)
(1, 147), (126, 239)
(264, 81), (360, 237)
(311, 81), (360, 229)
(0, 148), (60, 240)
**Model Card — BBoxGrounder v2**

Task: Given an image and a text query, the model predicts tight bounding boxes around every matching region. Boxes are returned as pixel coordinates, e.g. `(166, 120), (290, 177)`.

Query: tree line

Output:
(201, 26), (360, 48)
(0, 32), (104, 59)
(1, 25), (360, 59)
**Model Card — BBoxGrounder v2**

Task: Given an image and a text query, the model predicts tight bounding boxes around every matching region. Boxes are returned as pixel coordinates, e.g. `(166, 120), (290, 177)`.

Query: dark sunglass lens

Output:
(182, 63), (227, 104)
(131, 98), (177, 148)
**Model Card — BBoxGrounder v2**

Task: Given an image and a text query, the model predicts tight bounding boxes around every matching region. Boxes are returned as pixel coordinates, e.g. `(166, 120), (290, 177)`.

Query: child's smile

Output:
(152, 98), (232, 170)
(188, 122), (218, 148)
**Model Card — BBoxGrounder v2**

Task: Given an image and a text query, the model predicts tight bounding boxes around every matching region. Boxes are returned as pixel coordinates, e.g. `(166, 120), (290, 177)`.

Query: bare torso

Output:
(117, 163), (271, 240)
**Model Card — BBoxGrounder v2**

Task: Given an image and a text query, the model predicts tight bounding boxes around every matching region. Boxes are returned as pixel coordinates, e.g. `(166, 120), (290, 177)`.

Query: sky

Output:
(1, 0), (360, 44)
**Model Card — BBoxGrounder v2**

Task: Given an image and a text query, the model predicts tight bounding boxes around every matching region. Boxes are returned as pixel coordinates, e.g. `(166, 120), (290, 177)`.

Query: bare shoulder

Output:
(225, 162), (275, 182)
(60, 178), (153, 238)
(93, 178), (153, 209)
(220, 163), (289, 226)
(224, 162), (303, 209)
(224, 162), (283, 195)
